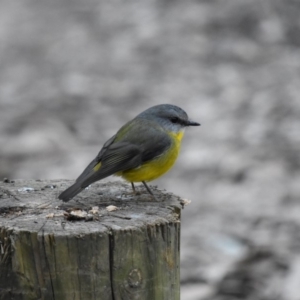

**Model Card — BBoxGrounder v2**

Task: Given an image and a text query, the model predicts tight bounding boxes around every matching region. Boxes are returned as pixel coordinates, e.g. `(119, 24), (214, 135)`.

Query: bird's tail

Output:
(58, 182), (85, 202)
(58, 158), (100, 201)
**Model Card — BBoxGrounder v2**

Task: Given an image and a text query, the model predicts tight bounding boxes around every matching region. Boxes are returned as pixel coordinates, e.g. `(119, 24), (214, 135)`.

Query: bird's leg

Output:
(131, 182), (136, 194)
(142, 181), (158, 201)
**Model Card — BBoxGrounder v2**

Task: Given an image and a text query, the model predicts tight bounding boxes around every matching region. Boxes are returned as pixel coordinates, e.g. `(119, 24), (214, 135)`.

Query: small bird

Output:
(58, 104), (200, 201)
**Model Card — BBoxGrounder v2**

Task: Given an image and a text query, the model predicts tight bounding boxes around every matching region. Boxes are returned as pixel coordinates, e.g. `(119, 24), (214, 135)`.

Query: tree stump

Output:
(0, 179), (182, 300)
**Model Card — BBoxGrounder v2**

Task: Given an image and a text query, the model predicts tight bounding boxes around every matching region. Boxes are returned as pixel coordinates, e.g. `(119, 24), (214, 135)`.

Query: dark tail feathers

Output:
(58, 182), (85, 202)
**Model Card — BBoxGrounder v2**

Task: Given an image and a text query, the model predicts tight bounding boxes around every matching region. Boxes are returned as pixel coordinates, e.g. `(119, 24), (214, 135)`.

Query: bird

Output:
(58, 104), (200, 201)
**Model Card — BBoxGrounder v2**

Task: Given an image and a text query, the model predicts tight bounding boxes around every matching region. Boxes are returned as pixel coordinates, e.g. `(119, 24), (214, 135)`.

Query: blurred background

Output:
(1, 0), (300, 299)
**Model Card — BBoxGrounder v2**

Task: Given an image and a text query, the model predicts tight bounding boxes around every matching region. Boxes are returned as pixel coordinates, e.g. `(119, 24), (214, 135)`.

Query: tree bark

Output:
(0, 179), (181, 300)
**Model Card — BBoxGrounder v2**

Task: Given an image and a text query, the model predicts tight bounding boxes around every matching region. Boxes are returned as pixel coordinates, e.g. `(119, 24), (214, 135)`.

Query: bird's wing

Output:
(80, 142), (142, 188)
(114, 118), (173, 163)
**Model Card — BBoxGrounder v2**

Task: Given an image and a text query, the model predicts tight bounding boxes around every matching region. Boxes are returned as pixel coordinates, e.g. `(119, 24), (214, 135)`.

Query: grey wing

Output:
(141, 133), (172, 162)
(80, 142), (142, 188)
(121, 122), (172, 163)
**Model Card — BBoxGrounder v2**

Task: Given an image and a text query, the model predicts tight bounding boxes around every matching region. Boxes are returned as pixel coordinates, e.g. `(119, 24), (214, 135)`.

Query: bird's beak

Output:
(187, 119), (200, 126)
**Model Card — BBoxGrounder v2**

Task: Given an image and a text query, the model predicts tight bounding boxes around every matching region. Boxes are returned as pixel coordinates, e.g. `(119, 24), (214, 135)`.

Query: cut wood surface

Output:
(0, 179), (182, 300)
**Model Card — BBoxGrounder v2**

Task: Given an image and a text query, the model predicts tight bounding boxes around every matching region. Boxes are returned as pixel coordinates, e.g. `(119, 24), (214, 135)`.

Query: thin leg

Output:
(131, 182), (136, 194)
(142, 181), (158, 201)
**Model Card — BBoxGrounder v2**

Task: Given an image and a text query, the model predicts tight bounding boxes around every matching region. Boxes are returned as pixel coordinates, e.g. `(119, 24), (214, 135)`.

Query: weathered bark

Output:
(0, 179), (181, 300)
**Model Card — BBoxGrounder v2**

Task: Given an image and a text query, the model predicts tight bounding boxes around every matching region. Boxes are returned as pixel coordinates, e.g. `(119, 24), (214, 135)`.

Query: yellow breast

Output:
(120, 130), (184, 182)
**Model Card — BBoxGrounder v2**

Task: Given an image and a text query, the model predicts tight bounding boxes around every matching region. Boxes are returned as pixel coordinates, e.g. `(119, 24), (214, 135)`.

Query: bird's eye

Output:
(170, 117), (179, 124)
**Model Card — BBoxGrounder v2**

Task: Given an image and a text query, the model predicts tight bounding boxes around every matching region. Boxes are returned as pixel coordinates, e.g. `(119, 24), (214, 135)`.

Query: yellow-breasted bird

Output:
(58, 104), (200, 201)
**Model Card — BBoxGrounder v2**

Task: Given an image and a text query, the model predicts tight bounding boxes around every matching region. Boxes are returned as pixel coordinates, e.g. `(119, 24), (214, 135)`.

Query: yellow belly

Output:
(119, 130), (184, 182)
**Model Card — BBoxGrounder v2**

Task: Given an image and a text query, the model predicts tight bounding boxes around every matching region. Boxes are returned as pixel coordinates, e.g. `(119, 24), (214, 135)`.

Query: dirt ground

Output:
(1, 0), (300, 299)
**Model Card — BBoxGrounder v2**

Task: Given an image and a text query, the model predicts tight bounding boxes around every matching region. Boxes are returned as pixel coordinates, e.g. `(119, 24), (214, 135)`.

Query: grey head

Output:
(137, 104), (200, 132)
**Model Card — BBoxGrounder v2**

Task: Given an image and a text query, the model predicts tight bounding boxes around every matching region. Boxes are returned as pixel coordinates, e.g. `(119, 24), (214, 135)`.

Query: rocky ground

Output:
(1, 0), (300, 299)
